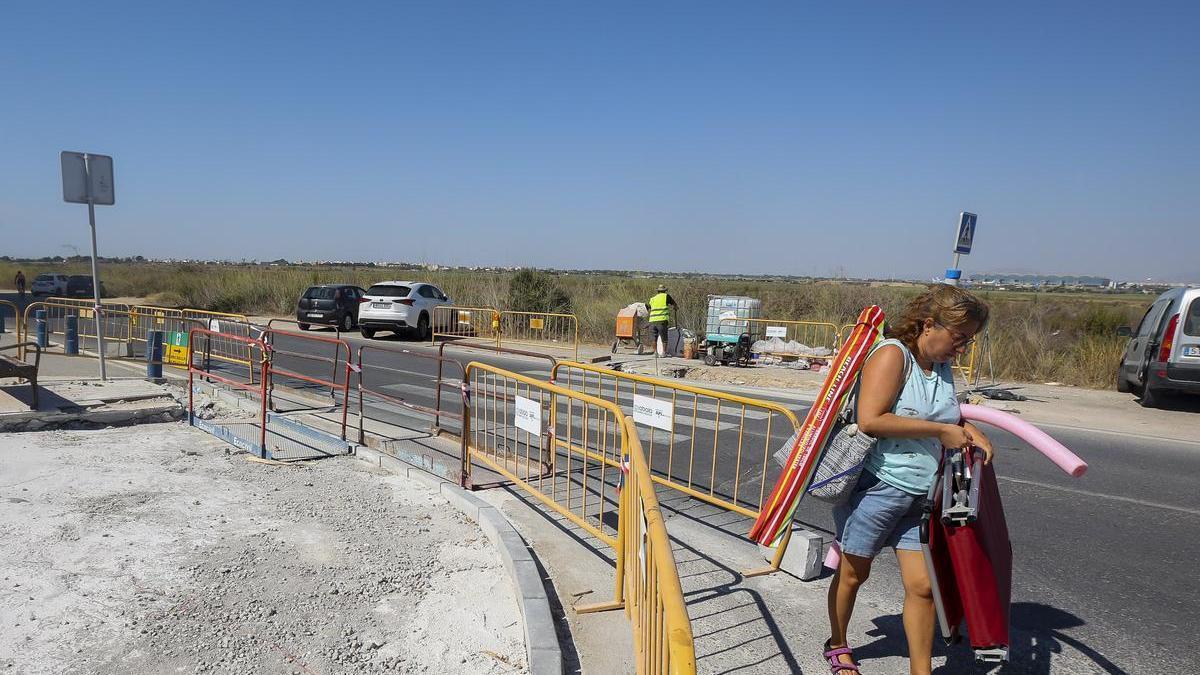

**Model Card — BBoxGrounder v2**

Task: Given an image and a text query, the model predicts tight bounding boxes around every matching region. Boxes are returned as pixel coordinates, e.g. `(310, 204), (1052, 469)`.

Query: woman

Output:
(824, 285), (991, 675)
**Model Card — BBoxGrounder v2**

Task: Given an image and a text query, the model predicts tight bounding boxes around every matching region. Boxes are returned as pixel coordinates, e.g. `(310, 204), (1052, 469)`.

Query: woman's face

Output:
(921, 318), (981, 363)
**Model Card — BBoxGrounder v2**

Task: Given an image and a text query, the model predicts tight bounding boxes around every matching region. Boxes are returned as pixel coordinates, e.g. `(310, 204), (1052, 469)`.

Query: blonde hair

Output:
(887, 285), (989, 353)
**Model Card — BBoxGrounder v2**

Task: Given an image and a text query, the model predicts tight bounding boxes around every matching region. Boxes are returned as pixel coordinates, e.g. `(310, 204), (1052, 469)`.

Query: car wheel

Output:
(703, 352), (717, 366)
(1139, 383), (1163, 408)
(416, 313), (430, 341)
(298, 323), (310, 331)
(360, 327), (376, 339)
(1115, 366), (1131, 393)
(340, 313), (353, 332)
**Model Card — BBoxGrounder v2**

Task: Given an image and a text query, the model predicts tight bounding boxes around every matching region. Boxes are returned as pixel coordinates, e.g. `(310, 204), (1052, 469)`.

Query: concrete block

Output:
(511, 558), (548, 602)
(528, 645), (564, 675)
(477, 506), (509, 542)
(404, 466), (445, 490)
(439, 483), (485, 522)
(759, 528), (825, 580)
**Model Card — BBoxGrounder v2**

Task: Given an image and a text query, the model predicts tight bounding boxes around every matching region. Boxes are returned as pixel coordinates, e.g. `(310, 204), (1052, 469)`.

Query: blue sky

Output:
(2, 1), (1196, 281)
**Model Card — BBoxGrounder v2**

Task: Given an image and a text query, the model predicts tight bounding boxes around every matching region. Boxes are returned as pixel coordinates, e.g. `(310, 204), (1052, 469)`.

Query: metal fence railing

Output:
(497, 310), (579, 361)
(134, 305), (254, 369)
(356, 343), (468, 441)
(463, 361), (695, 674)
(0, 300), (20, 336)
(618, 415), (697, 675)
(552, 360), (803, 575)
(431, 305), (500, 345)
(720, 317), (840, 352)
(187, 328), (270, 457)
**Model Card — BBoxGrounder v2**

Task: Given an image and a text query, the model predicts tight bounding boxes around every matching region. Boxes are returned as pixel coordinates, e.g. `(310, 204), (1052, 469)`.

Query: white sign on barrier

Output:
(633, 394), (673, 432)
(765, 325), (787, 338)
(514, 395), (542, 436)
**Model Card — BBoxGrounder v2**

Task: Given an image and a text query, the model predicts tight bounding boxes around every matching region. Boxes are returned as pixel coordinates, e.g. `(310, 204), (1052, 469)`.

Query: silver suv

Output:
(1117, 287), (1200, 407)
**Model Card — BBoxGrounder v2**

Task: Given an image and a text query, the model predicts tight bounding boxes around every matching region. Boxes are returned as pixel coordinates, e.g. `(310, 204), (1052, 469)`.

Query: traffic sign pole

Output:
(83, 154), (107, 380)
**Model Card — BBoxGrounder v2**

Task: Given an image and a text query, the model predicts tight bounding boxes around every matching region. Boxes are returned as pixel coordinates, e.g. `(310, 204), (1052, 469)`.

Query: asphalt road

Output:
(9, 299), (1196, 673)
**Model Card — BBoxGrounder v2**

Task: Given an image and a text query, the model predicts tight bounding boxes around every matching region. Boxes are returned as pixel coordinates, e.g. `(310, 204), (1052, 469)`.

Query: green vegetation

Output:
(1, 261), (1154, 389)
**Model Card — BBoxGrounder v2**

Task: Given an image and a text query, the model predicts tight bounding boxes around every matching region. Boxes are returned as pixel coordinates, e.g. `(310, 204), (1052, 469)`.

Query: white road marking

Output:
(999, 476), (1200, 516)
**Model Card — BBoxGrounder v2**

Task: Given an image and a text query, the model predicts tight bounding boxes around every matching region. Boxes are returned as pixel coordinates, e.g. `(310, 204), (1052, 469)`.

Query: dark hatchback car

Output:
(296, 284), (366, 331)
(65, 275), (107, 298)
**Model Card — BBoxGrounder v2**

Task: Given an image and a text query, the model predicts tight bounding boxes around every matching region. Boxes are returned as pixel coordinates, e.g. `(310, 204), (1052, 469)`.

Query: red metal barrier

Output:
(262, 328), (353, 441)
(187, 328), (270, 455)
(356, 344), (468, 442)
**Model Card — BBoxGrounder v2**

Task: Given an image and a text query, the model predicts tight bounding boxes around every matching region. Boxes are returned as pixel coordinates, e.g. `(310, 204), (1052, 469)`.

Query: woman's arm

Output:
(855, 344), (974, 450)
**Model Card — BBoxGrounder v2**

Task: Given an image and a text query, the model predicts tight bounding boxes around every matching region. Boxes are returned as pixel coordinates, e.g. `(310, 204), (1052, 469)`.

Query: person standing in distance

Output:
(646, 284), (678, 356)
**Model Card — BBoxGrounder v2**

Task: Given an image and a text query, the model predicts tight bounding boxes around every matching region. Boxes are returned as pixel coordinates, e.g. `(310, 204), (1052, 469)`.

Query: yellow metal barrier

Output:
(498, 310), (579, 361)
(431, 305), (500, 346)
(551, 361), (800, 519)
(0, 300), (20, 338)
(131, 305), (254, 368)
(552, 361), (803, 575)
(465, 362), (627, 596)
(720, 317), (840, 351)
(837, 323), (855, 347)
(619, 415), (696, 675)
(22, 300), (132, 351)
(464, 361), (695, 673)
(45, 296), (130, 312)
(952, 340), (979, 383)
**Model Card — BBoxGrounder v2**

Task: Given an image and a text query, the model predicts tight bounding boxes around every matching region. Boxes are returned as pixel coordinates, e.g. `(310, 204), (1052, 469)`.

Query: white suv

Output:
(31, 273), (70, 296)
(357, 281), (451, 339)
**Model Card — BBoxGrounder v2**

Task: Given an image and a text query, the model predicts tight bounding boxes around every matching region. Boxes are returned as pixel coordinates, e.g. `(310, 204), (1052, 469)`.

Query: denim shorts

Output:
(833, 471), (926, 558)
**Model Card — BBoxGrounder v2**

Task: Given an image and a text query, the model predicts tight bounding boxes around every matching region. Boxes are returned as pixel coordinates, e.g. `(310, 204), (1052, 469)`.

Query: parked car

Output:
(1116, 286), (1200, 407)
(31, 273), (70, 296)
(295, 284), (366, 331)
(357, 281), (451, 339)
(65, 275), (107, 298)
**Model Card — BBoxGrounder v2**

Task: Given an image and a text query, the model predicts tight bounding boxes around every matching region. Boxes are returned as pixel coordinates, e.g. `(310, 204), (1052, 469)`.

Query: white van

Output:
(1116, 287), (1200, 407)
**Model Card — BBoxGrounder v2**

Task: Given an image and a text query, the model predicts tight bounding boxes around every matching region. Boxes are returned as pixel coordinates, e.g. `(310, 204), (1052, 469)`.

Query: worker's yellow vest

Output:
(649, 293), (671, 323)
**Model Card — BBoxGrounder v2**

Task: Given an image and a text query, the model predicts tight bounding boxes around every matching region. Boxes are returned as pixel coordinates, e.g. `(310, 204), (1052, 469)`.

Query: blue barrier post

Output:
(35, 310), (47, 348)
(65, 315), (79, 355)
(147, 329), (164, 380)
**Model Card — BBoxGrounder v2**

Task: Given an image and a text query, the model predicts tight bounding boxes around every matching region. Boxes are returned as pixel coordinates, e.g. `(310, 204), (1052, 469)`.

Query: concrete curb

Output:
(355, 445), (564, 675)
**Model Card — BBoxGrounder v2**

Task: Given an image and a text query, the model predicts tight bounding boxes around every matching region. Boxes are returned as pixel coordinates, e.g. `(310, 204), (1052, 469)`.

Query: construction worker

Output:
(646, 284), (678, 357)
(14, 270), (26, 302)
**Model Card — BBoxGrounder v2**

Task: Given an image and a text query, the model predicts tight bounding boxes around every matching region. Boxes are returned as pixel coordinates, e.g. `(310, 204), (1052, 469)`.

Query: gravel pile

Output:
(0, 426), (526, 674)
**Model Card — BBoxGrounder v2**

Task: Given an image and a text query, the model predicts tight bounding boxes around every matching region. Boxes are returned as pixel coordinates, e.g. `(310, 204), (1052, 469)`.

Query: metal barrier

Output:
(838, 323), (855, 347)
(261, 328), (353, 440)
(431, 305), (500, 346)
(134, 305), (254, 369)
(720, 317), (840, 352)
(21, 301), (131, 359)
(551, 360), (803, 574)
(953, 341), (979, 382)
(463, 362), (696, 672)
(0, 300), (19, 336)
(45, 296), (130, 312)
(464, 362), (626, 584)
(437, 340), (559, 378)
(497, 310), (579, 361)
(618, 415), (697, 675)
(552, 361), (801, 518)
(187, 328), (270, 457)
(356, 343), (468, 441)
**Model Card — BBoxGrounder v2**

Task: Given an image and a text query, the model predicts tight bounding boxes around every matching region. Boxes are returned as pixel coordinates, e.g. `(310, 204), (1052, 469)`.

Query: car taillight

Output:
(397, 298), (415, 306)
(359, 297), (370, 303)
(1158, 313), (1179, 362)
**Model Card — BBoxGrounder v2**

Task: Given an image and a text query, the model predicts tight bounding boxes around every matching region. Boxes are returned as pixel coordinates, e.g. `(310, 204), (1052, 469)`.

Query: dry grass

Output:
(1, 261), (1150, 389)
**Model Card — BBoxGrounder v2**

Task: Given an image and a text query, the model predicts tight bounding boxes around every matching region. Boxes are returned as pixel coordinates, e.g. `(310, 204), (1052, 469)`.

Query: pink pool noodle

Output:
(822, 405), (1086, 570)
(959, 404), (1087, 477)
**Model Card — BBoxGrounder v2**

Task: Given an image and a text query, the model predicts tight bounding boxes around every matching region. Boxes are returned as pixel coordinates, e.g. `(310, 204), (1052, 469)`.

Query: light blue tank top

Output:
(861, 339), (960, 495)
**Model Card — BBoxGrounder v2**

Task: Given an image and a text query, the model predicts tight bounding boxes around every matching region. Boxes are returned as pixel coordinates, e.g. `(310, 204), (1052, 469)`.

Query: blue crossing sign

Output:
(954, 212), (978, 255)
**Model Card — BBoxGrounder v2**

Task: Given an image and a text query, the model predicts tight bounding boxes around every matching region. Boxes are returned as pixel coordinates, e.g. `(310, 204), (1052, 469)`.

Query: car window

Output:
(1184, 298), (1200, 337)
(417, 285), (435, 299)
(1136, 300), (1168, 338)
(303, 287), (337, 300)
(367, 284), (410, 298)
(430, 286), (446, 300)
